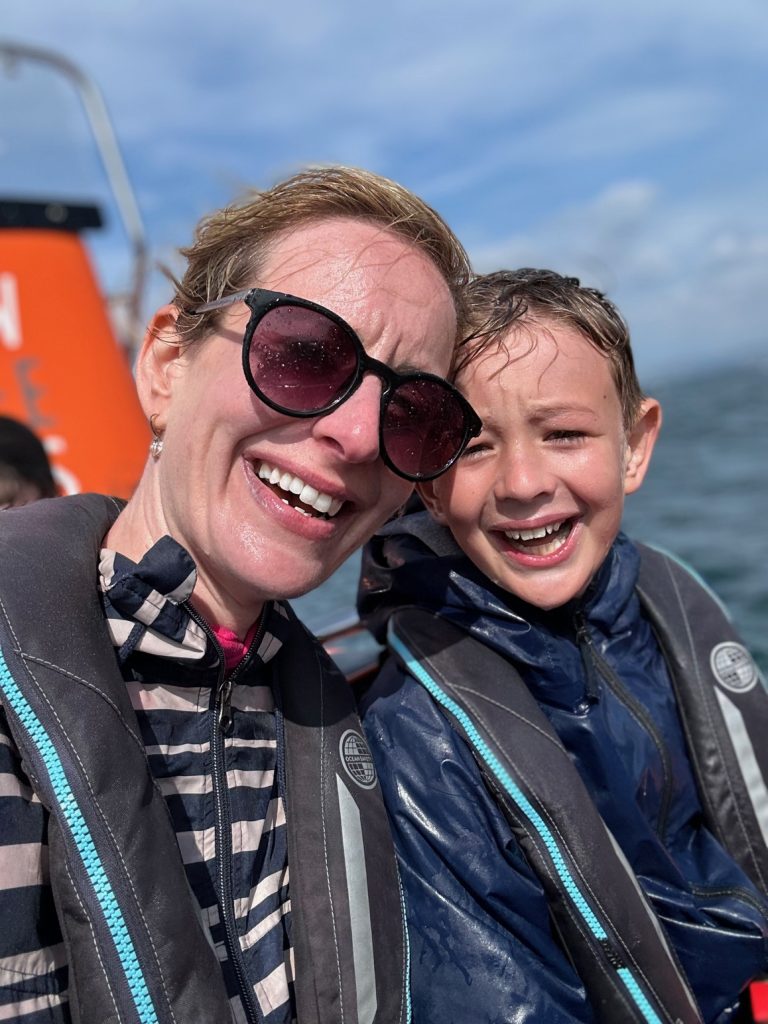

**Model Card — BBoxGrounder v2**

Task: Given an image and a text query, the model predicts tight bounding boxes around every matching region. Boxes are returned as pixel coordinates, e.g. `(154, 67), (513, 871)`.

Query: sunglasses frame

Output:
(193, 287), (482, 482)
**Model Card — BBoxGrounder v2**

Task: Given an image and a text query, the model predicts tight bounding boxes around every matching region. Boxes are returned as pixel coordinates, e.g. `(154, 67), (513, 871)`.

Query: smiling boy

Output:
(358, 269), (768, 1023)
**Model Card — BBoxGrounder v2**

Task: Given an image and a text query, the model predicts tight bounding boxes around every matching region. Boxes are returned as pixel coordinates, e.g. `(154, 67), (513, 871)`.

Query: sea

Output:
(293, 353), (768, 675)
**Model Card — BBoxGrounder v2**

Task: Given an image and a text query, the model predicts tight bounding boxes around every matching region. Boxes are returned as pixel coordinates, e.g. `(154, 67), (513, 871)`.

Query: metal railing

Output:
(0, 41), (148, 351)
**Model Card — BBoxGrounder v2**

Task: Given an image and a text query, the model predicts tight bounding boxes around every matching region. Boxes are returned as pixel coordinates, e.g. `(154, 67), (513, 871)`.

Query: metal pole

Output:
(0, 41), (148, 352)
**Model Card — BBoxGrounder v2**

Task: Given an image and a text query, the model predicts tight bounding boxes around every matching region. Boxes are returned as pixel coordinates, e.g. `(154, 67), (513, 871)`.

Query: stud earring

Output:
(149, 414), (164, 460)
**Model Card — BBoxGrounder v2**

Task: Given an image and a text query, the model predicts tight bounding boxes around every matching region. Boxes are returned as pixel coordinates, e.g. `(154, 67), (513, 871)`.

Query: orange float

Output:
(0, 42), (151, 500)
(0, 203), (149, 498)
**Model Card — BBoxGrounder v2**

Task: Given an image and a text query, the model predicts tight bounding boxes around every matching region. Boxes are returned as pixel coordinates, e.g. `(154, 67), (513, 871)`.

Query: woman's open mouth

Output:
(256, 461), (344, 520)
(502, 517), (575, 557)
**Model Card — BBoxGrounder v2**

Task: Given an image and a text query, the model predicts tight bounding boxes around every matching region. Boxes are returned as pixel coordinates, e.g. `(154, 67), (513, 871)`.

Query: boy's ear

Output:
(134, 305), (186, 421)
(416, 480), (450, 525)
(624, 397), (662, 495)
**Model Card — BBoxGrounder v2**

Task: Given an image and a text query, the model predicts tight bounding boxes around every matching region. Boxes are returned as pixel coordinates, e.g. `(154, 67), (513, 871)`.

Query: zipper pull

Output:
(574, 614), (602, 708)
(217, 675), (234, 734)
(211, 606), (268, 736)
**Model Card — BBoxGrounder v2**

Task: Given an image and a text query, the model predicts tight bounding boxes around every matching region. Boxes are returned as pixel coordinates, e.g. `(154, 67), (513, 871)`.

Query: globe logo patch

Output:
(339, 729), (377, 789)
(710, 642), (758, 694)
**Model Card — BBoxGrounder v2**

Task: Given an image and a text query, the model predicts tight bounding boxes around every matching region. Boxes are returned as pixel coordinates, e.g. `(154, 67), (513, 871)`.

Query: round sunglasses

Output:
(192, 287), (481, 482)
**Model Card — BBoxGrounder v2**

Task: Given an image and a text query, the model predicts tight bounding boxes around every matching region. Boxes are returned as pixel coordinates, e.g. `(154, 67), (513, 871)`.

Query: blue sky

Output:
(1, 0), (767, 384)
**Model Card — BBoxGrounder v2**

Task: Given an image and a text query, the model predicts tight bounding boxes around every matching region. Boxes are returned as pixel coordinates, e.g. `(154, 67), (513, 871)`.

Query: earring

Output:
(149, 414), (164, 460)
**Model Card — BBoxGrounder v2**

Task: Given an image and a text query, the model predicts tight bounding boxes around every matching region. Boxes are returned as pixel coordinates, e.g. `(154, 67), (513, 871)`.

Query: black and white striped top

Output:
(0, 535), (297, 1023)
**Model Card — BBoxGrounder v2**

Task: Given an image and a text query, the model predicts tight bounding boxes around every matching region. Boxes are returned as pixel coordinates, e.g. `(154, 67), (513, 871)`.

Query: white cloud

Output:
(1, 0), (766, 376)
(470, 177), (768, 378)
(471, 180), (659, 276)
(514, 87), (722, 163)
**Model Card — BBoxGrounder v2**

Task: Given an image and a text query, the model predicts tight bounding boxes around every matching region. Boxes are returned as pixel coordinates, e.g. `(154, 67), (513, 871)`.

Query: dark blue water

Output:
(294, 355), (767, 674)
(624, 356), (767, 673)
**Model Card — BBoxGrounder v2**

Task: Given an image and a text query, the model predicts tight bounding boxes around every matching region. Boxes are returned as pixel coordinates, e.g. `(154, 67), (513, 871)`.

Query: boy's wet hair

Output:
(459, 268), (643, 428)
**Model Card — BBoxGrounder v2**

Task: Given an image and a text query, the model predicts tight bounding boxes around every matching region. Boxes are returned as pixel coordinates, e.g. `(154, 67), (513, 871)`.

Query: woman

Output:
(0, 166), (480, 1024)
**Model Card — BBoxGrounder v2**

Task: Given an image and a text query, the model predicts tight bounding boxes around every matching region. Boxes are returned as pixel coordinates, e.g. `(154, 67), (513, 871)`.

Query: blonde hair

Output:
(169, 165), (471, 348)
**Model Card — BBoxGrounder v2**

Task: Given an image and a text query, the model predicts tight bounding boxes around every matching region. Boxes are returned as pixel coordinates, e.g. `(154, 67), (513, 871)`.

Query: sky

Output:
(1, 0), (767, 385)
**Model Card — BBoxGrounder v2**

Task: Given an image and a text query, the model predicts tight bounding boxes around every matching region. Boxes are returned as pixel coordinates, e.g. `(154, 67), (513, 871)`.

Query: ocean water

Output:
(293, 355), (767, 674)
(624, 355), (768, 674)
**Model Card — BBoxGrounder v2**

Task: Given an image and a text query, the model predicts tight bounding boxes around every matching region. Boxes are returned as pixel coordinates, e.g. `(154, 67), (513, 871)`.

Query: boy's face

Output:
(420, 319), (660, 610)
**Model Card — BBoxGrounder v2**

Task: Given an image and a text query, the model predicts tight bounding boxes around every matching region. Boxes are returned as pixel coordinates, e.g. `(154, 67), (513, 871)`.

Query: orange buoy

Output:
(0, 203), (149, 498)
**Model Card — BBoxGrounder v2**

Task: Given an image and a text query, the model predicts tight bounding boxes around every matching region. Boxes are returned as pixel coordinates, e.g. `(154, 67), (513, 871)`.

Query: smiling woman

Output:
(0, 166), (476, 1024)
(119, 215), (472, 631)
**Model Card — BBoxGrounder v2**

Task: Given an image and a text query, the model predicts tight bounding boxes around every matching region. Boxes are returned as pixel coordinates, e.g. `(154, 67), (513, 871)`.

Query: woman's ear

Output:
(624, 397), (662, 495)
(134, 305), (186, 420)
(416, 480), (450, 525)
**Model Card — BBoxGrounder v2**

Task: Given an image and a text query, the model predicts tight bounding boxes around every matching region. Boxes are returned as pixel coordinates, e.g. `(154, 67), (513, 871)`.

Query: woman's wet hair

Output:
(167, 165), (471, 354)
(459, 268), (644, 428)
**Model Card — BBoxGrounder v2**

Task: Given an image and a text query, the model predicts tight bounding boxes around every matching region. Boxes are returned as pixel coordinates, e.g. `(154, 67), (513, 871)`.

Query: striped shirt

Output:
(0, 536), (296, 1023)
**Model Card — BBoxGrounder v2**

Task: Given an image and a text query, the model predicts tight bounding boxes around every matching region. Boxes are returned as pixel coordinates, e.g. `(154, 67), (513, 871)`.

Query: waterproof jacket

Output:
(358, 511), (768, 1024)
(0, 494), (408, 1024)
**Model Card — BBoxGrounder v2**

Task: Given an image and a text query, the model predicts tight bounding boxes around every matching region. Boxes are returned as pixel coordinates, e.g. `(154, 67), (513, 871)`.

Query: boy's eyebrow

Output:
(527, 402), (601, 420)
(478, 403), (602, 433)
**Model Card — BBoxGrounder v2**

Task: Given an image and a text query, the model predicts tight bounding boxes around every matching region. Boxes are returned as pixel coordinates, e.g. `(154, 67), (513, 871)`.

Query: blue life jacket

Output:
(358, 512), (768, 1024)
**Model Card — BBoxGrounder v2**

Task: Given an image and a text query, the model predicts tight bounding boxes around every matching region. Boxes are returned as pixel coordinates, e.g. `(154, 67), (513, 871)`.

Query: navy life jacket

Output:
(386, 543), (768, 1024)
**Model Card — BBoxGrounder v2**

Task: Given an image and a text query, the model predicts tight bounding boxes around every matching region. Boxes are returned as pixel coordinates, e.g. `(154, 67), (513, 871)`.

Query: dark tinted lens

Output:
(383, 378), (468, 479)
(248, 305), (358, 413)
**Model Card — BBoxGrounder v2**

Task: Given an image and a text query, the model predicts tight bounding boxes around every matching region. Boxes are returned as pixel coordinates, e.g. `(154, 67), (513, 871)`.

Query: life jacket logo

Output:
(339, 729), (377, 789)
(710, 642), (758, 693)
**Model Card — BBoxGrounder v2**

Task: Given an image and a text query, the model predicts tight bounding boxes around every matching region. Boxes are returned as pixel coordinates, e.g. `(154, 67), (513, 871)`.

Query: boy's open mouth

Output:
(503, 517), (575, 557)
(256, 461), (345, 520)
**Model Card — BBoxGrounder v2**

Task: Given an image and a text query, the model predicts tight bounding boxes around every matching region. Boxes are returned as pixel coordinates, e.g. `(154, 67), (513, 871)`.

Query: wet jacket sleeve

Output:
(0, 707), (69, 1022)
(360, 659), (596, 1024)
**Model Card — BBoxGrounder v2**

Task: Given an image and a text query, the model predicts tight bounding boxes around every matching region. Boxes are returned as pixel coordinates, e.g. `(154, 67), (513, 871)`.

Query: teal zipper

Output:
(0, 648), (159, 1024)
(389, 628), (664, 1024)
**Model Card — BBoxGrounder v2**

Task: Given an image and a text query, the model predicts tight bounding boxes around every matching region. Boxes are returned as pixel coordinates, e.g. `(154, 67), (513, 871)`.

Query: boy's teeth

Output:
(505, 519), (564, 542)
(257, 462), (343, 518)
(502, 518), (573, 556)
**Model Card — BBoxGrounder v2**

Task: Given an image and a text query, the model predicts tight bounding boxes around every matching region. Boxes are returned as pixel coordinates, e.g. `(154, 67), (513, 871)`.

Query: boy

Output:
(358, 269), (768, 1023)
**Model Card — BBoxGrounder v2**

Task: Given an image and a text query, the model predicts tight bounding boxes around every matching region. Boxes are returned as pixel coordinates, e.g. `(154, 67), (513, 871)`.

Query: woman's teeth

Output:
(257, 462), (343, 518)
(503, 519), (573, 555)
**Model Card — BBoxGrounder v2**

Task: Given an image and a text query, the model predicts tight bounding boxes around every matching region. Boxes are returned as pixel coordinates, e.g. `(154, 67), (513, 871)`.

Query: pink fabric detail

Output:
(213, 621), (259, 672)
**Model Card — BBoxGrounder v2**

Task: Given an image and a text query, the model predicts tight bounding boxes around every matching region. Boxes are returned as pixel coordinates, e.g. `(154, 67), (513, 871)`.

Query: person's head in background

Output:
(0, 416), (57, 510)
(108, 165), (478, 633)
(419, 267), (662, 610)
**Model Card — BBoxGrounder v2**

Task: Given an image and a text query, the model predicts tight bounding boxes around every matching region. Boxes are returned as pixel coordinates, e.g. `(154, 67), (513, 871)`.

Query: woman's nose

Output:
(311, 374), (382, 465)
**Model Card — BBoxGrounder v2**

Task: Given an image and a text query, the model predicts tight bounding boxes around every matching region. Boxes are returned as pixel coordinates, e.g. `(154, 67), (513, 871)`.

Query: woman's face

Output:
(135, 218), (457, 629)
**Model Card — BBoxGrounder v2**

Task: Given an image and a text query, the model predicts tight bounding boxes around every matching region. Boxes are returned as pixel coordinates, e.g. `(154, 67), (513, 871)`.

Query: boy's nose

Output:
(311, 374), (382, 465)
(496, 444), (557, 504)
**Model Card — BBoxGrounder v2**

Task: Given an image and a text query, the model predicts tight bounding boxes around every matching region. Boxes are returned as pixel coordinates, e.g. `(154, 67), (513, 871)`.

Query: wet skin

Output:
(107, 218), (458, 634)
(420, 320), (660, 610)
